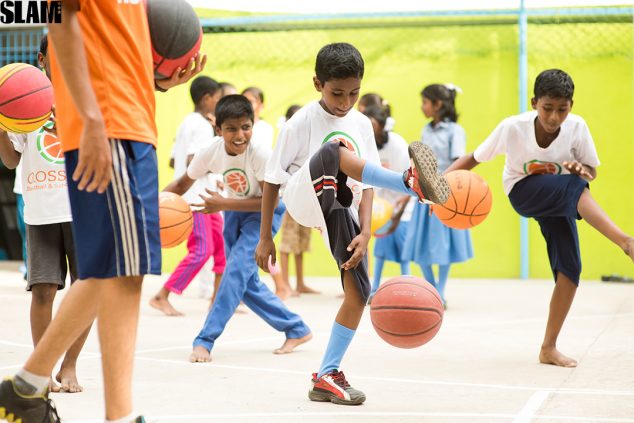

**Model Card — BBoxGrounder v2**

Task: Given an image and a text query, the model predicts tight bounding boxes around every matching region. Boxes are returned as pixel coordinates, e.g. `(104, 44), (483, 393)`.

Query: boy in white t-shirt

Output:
(150, 76), (226, 316)
(447, 69), (634, 368)
(0, 35), (90, 393)
(256, 43), (451, 405)
(163, 95), (312, 362)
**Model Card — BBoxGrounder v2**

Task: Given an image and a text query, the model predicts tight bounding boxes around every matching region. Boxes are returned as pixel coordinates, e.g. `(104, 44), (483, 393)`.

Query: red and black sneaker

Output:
(405, 142), (451, 205)
(308, 370), (366, 405)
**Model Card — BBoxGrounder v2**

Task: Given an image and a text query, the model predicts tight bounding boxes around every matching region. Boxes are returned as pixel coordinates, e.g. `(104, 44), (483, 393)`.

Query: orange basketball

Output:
(432, 170), (492, 229)
(370, 276), (444, 349)
(0, 63), (53, 134)
(159, 192), (193, 248)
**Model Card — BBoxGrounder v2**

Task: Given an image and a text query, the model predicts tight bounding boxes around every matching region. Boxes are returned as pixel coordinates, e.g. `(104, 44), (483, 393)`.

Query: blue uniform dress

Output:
(402, 121), (473, 267)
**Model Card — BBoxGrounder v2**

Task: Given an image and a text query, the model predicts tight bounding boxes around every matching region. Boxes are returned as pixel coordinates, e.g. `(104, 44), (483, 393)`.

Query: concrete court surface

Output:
(1, 265), (634, 423)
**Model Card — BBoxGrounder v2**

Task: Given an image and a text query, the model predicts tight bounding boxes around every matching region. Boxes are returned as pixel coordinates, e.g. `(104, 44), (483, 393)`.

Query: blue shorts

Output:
(509, 174), (588, 285)
(65, 140), (161, 279)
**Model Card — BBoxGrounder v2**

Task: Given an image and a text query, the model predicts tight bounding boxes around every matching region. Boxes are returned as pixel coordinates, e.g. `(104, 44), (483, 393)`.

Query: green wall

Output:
(157, 19), (633, 280)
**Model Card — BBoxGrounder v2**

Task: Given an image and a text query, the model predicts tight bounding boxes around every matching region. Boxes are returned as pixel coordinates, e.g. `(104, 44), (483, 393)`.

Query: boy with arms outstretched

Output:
(163, 95), (312, 363)
(447, 69), (634, 367)
(256, 43), (450, 405)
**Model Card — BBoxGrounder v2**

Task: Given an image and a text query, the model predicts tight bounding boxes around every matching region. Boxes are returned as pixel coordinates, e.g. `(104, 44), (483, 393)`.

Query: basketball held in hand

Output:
(159, 192), (193, 248)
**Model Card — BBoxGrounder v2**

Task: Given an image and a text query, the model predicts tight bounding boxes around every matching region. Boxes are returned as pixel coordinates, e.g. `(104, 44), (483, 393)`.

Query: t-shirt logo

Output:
(322, 131), (360, 157)
(523, 160), (561, 175)
(223, 168), (250, 197)
(36, 121), (64, 165)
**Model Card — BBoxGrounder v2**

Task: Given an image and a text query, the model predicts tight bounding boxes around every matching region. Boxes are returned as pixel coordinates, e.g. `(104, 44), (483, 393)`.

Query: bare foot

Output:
(49, 379), (60, 393)
(273, 333), (313, 354)
(190, 346), (212, 363)
(275, 288), (292, 301)
(296, 285), (321, 294)
(623, 238), (634, 263)
(539, 347), (578, 367)
(149, 296), (184, 316)
(55, 367), (83, 393)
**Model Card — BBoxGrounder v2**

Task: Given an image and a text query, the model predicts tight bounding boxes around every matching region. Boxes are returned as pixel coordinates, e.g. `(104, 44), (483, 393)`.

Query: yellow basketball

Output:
(371, 196), (393, 234)
(0, 63), (54, 134)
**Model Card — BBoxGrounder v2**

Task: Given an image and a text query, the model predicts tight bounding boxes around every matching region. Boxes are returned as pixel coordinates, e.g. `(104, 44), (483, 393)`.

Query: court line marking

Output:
(513, 390), (550, 423)
(66, 411), (634, 423)
(133, 356), (634, 396)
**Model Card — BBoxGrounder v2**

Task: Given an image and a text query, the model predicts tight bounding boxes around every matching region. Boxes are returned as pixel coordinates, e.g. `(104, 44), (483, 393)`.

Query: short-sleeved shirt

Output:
(173, 112), (216, 205)
(187, 137), (271, 200)
(49, 0), (156, 151)
(474, 111), (600, 195)
(251, 119), (274, 149)
(377, 131), (414, 221)
(9, 120), (72, 225)
(421, 120), (466, 173)
(265, 100), (381, 213)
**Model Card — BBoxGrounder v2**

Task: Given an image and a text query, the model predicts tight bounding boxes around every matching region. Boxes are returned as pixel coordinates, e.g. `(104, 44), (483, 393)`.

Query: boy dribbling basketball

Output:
(447, 69), (634, 367)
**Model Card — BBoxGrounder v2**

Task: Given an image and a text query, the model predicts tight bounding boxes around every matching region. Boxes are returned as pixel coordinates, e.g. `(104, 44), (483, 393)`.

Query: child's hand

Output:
(562, 161), (594, 180)
(191, 188), (225, 213)
(342, 233), (370, 271)
(255, 238), (277, 273)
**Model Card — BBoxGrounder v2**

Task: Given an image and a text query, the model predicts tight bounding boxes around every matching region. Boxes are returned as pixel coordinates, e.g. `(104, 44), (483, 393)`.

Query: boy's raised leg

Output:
(540, 272), (578, 368)
(29, 284), (62, 392)
(577, 188), (634, 261)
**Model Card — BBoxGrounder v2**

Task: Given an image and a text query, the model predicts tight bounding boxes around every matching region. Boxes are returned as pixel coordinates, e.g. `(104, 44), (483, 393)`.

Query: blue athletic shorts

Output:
(509, 174), (588, 285)
(65, 139), (161, 279)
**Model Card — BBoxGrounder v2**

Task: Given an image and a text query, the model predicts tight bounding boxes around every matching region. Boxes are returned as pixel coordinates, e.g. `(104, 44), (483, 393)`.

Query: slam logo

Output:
(0, 1), (62, 24)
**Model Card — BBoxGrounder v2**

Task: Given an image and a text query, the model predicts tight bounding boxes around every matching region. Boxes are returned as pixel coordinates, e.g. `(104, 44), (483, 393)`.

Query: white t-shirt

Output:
(9, 120), (72, 225)
(13, 160), (22, 195)
(251, 119), (274, 149)
(377, 131), (414, 221)
(265, 101), (381, 232)
(173, 112), (216, 205)
(474, 111), (600, 195)
(188, 136), (271, 200)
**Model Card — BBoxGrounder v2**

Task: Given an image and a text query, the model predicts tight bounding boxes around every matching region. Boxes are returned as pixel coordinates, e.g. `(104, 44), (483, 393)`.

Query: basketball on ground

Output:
(370, 276), (444, 349)
(432, 170), (492, 229)
(146, 0), (203, 80)
(0, 63), (53, 134)
(159, 192), (193, 248)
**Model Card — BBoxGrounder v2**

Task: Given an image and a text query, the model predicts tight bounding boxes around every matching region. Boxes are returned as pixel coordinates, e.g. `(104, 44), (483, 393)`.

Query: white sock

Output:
(15, 369), (49, 395)
(105, 413), (135, 423)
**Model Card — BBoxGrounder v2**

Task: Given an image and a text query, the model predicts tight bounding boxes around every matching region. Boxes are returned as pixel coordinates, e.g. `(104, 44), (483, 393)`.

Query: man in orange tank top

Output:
(0, 1), (205, 422)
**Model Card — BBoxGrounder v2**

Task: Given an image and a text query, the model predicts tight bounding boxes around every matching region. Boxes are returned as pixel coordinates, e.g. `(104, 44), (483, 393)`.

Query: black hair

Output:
(315, 43), (364, 84)
(421, 84), (459, 122)
(534, 69), (574, 101)
(285, 104), (301, 121)
(190, 76), (220, 106)
(242, 86), (264, 104)
(359, 92), (391, 117)
(215, 95), (254, 128)
(219, 81), (236, 96)
(39, 35), (48, 56)
(362, 105), (388, 128)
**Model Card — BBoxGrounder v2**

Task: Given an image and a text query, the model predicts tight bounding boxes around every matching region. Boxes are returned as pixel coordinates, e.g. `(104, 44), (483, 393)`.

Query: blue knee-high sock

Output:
(437, 264), (450, 303)
(421, 264), (436, 287)
(399, 261), (411, 276)
(318, 322), (356, 378)
(361, 162), (412, 196)
(372, 257), (385, 294)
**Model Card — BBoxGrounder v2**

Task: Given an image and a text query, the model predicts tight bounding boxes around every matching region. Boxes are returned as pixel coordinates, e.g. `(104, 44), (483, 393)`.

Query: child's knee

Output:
(30, 283), (58, 303)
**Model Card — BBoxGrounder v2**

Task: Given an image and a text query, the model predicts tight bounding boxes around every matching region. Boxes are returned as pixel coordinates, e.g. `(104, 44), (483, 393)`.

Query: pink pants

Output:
(164, 212), (226, 295)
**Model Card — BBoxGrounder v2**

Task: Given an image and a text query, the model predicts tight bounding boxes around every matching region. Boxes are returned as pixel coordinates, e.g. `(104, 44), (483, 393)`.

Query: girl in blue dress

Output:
(402, 84), (473, 307)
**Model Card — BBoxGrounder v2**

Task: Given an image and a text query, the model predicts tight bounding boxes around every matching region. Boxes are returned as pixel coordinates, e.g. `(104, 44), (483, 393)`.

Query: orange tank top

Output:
(50, 0), (157, 152)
